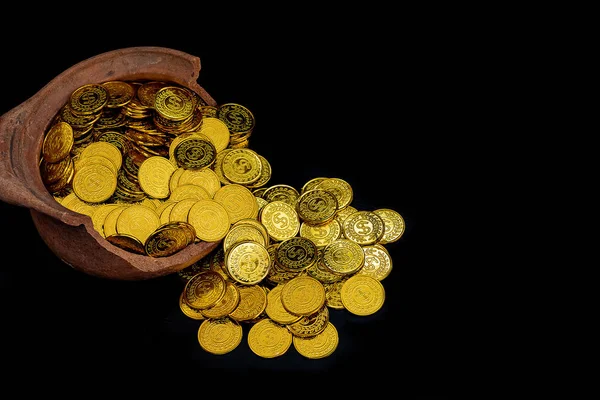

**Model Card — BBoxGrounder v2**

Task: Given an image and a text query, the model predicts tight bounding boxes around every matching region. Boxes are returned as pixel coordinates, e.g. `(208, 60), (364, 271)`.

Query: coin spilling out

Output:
(39, 78), (406, 360)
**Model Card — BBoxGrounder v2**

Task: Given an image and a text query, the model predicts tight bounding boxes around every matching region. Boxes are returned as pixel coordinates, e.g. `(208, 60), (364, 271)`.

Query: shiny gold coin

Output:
(262, 184), (300, 206)
(75, 154), (118, 175)
(184, 270), (227, 310)
(102, 204), (128, 237)
(42, 121), (74, 163)
(72, 163), (117, 203)
(105, 233), (146, 255)
(217, 103), (255, 134)
(220, 148), (263, 185)
(177, 168), (221, 198)
(335, 205), (358, 226)
(101, 80), (135, 108)
(342, 210), (385, 245)
(287, 306), (329, 338)
(255, 196), (268, 213)
(144, 223), (190, 257)
(115, 204), (160, 244)
(154, 86), (195, 121)
(63, 195), (96, 216)
(168, 198), (197, 222)
(196, 117), (230, 152)
(340, 275), (385, 316)
(212, 183), (258, 224)
(168, 167), (185, 193)
(322, 238), (365, 275)
(187, 199), (230, 242)
(169, 184), (211, 202)
(358, 244), (393, 281)
(247, 318), (292, 359)
(247, 154), (271, 189)
(301, 177), (328, 194)
(137, 156), (176, 199)
(324, 279), (347, 309)
(90, 203), (122, 238)
(373, 208), (405, 244)
(40, 156), (71, 184)
(212, 148), (233, 185)
(296, 189), (338, 225)
(46, 158), (75, 193)
(198, 317), (243, 355)
(200, 105), (218, 118)
(225, 240), (271, 285)
(299, 219), (341, 248)
(137, 81), (170, 108)
(154, 199), (176, 216)
(58, 105), (100, 128)
(69, 83), (109, 115)
(232, 218), (270, 245)
(228, 284), (267, 322)
(280, 275), (326, 316)
(201, 282), (241, 319)
(173, 137), (217, 170)
(159, 201), (178, 225)
(259, 200), (300, 242)
(293, 322), (339, 359)
(265, 284), (302, 325)
(223, 223), (267, 254)
(179, 291), (205, 320)
(80, 141), (123, 171)
(315, 177), (353, 210)
(275, 236), (319, 273)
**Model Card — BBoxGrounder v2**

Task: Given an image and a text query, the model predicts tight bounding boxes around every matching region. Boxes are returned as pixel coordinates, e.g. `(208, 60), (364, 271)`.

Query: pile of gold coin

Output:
(39, 78), (406, 360)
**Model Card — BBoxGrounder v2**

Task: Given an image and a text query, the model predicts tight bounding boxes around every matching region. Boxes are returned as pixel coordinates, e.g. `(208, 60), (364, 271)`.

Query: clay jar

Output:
(0, 46), (221, 280)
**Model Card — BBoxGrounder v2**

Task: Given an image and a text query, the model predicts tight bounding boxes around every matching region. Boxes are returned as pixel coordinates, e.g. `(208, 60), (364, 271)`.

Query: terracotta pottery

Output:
(0, 46), (221, 280)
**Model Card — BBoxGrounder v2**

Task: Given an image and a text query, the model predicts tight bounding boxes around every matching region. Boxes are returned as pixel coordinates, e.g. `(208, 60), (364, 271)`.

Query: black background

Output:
(0, 13), (446, 395)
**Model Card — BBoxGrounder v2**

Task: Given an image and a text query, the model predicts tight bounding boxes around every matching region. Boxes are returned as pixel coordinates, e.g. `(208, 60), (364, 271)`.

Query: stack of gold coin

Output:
(216, 103), (255, 148)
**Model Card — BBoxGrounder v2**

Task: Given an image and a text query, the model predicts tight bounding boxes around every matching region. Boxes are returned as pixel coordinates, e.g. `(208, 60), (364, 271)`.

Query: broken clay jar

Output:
(0, 46), (221, 280)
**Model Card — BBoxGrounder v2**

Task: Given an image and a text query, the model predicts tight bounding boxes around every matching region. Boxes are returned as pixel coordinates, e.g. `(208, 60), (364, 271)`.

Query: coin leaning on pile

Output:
(39, 79), (406, 359)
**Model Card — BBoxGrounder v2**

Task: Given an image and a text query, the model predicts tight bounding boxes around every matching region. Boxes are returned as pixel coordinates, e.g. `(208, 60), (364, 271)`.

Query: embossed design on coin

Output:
(137, 156), (176, 199)
(174, 138), (217, 170)
(201, 282), (241, 319)
(315, 177), (353, 210)
(217, 103), (255, 134)
(247, 154), (271, 189)
(226, 240), (271, 285)
(280, 275), (326, 316)
(342, 210), (385, 245)
(179, 291), (205, 320)
(184, 270), (227, 310)
(196, 117), (230, 152)
(299, 219), (341, 248)
(69, 83), (109, 115)
(72, 164), (117, 203)
(322, 238), (365, 276)
(197, 317), (242, 355)
(340, 275), (385, 316)
(324, 279), (347, 309)
(144, 223), (190, 257)
(102, 80), (135, 108)
(221, 148), (262, 185)
(296, 189), (338, 225)
(307, 258), (344, 284)
(80, 141), (123, 171)
(154, 86), (195, 121)
(212, 183), (258, 224)
(223, 224), (267, 254)
(229, 284), (267, 322)
(275, 236), (318, 272)
(115, 204), (160, 244)
(42, 121), (74, 163)
(358, 244), (393, 281)
(301, 177), (328, 194)
(293, 322), (339, 359)
(259, 201), (300, 242)
(262, 184), (299, 206)
(373, 208), (405, 244)
(247, 318), (292, 359)
(287, 305), (329, 338)
(187, 199), (230, 242)
(265, 284), (302, 325)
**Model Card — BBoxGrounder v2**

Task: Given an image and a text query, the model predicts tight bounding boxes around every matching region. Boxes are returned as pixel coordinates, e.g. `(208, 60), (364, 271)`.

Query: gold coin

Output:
(217, 103), (255, 134)
(197, 317), (242, 355)
(75, 154), (118, 175)
(42, 121), (74, 163)
(168, 167), (185, 193)
(159, 201), (178, 225)
(212, 183), (258, 224)
(169, 184), (211, 202)
(137, 81), (170, 108)
(187, 199), (230, 242)
(115, 204), (160, 244)
(256, 196), (268, 213)
(101, 80), (135, 108)
(90, 203), (122, 238)
(200, 105), (218, 118)
(287, 306), (329, 338)
(322, 238), (365, 275)
(301, 177), (328, 194)
(358, 244), (393, 281)
(144, 223), (190, 257)
(275, 236), (319, 273)
(173, 137), (217, 170)
(296, 189), (338, 225)
(184, 270), (227, 310)
(168, 198), (197, 222)
(342, 210), (385, 245)
(212, 148), (233, 185)
(228, 284), (267, 322)
(293, 322), (339, 359)
(247, 154), (271, 189)
(105, 233), (146, 255)
(262, 184), (299, 206)
(201, 282), (241, 319)
(220, 148), (263, 185)
(223, 223), (267, 254)
(179, 291), (205, 320)
(299, 219), (341, 248)
(324, 279), (346, 309)
(137, 156), (176, 199)
(177, 168), (221, 198)
(154, 86), (195, 121)
(41, 156), (72, 187)
(225, 240), (271, 285)
(280, 275), (326, 316)
(340, 275), (385, 316)
(335, 205), (358, 226)
(63, 195), (96, 216)
(196, 117), (230, 152)
(72, 163), (117, 203)
(259, 200), (300, 242)
(247, 318), (292, 359)
(59, 105), (100, 128)
(265, 284), (302, 325)
(373, 208), (405, 244)
(80, 141), (123, 171)
(102, 204), (128, 237)
(69, 83), (109, 115)
(232, 218), (270, 245)
(315, 177), (353, 210)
